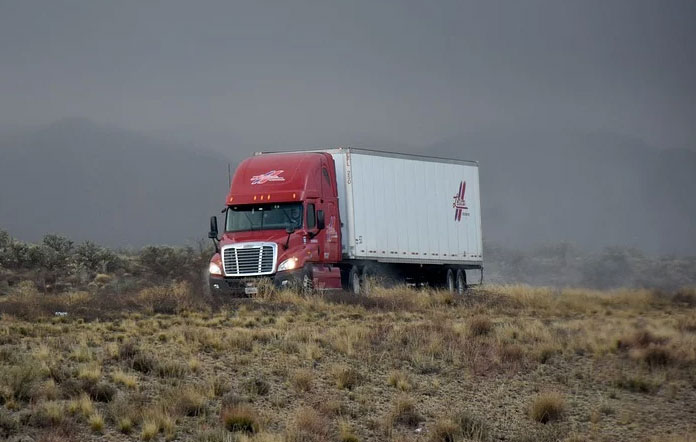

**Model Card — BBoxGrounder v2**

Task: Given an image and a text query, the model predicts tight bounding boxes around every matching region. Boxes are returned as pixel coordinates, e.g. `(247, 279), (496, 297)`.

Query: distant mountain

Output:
(0, 118), (234, 247)
(416, 129), (696, 255)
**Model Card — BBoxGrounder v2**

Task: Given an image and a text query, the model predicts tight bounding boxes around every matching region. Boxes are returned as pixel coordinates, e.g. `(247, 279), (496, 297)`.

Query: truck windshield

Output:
(225, 203), (303, 232)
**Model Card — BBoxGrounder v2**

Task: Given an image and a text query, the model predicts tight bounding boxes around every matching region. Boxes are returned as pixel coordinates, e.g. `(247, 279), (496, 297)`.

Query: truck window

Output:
(322, 168), (331, 186)
(306, 203), (316, 229)
(225, 203), (303, 232)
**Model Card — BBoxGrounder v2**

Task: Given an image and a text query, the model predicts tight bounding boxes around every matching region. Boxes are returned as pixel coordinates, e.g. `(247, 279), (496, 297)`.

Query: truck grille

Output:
(222, 244), (276, 276)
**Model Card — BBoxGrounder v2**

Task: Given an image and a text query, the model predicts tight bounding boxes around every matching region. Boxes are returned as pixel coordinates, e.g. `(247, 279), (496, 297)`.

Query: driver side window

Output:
(306, 203), (316, 229)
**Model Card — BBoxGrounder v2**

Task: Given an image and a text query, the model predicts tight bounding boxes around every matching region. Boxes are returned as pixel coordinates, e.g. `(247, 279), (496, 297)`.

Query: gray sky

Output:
(1, 0), (695, 152)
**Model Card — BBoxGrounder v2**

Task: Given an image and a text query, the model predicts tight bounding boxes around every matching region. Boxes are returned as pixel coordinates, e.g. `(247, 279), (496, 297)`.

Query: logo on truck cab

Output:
(453, 180), (469, 221)
(250, 170), (285, 185)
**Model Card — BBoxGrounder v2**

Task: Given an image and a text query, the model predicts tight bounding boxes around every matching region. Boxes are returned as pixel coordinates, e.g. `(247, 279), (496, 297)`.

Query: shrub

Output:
(175, 387), (207, 416)
(468, 315), (493, 337)
(117, 417), (133, 434)
(453, 411), (490, 441)
(87, 382), (116, 402)
(131, 353), (158, 374)
(339, 420), (359, 442)
(138, 282), (195, 314)
(0, 408), (19, 438)
(389, 395), (422, 427)
(387, 370), (413, 391)
(2, 361), (43, 401)
(613, 374), (660, 393)
(141, 419), (159, 440)
(31, 400), (65, 427)
(111, 369), (138, 389)
(221, 404), (260, 433)
(244, 376), (270, 396)
(640, 345), (673, 368)
(285, 407), (332, 442)
(331, 364), (361, 390)
(291, 369), (313, 392)
(68, 394), (94, 417)
(529, 391), (565, 423)
(156, 359), (189, 378)
(89, 412), (104, 433)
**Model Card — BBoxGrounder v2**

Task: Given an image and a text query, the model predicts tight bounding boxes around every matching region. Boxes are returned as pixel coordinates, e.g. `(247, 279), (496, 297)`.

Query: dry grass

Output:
(290, 368), (314, 392)
(285, 407), (333, 442)
(529, 391), (566, 423)
(221, 404), (261, 434)
(0, 284), (693, 441)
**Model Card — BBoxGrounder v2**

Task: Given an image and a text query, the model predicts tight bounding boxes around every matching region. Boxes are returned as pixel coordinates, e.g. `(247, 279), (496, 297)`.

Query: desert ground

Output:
(1, 281), (694, 442)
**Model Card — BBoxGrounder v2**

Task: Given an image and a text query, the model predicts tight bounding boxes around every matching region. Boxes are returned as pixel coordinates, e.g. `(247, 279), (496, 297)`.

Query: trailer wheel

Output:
(348, 265), (361, 295)
(456, 269), (467, 295)
(446, 269), (456, 293)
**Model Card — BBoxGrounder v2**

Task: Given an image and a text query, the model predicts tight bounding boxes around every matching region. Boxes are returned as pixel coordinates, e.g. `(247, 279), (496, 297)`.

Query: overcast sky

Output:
(1, 0), (695, 152)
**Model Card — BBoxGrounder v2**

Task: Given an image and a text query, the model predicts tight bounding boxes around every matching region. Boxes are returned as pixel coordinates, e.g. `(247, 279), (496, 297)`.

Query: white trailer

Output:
(329, 148), (482, 266)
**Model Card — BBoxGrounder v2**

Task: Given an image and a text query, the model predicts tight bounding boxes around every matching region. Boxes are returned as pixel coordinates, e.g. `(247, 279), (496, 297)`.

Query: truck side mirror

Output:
(208, 216), (219, 239)
(316, 210), (325, 230)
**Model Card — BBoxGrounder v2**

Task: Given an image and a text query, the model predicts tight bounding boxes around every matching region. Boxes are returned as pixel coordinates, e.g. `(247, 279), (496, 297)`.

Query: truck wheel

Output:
(446, 268), (456, 293)
(348, 265), (361, 295)
(456, 269), (467, 295)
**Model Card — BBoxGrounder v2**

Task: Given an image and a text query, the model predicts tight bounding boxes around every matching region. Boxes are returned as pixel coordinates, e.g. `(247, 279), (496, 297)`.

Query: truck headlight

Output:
(277, 257), (298, 272)
(209, 262), (223, 276)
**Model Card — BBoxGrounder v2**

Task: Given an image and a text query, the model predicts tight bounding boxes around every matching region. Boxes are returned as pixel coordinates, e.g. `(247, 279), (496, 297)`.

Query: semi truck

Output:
(207, 148), (482, 295)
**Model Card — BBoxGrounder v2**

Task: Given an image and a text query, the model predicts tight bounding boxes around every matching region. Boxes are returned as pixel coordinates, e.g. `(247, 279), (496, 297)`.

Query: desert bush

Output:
(0, 407), (19, 438)
(529, 391), (565, 423)
(87, 382), (116, 402)
(221, 404), (260, 433)
(131, 352), (158, 374)
(138, 245), (204, 281)
(389, 395), (422, 427)
(387, 370), (413, 391)
(30, 400), (65, 427)
(73, 241), (122, 274)
(89, 412), (104, 433)
(243, 376), (270, 396)
(1, 360), (43, 401)
(468, 315), (494, 336)
(331, 364), (362, 390)
(291, 369), (313, 392)
(138, 281), (196, 314)
(430, 413), (490, 442)
(111, 369), (138, 389)
(141, 419), (159, 440)
(174, 387), (207, 416)
(285, 407), (332, 442)
(68, 393), (94, 418)
(156, 358), (189, 378)
(613, 374), (661, 393)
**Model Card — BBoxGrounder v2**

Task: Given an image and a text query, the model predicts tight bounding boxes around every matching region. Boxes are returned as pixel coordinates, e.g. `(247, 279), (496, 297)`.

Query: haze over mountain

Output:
(1, 119), (693, 255)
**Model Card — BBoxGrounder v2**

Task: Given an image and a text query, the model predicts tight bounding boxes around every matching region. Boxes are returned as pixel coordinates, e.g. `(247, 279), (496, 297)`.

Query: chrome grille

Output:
(222, 244), (276, 276)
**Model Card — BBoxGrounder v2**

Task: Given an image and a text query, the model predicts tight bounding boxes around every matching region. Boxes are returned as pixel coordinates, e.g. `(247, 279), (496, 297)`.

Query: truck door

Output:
(324, 200), (340, 261)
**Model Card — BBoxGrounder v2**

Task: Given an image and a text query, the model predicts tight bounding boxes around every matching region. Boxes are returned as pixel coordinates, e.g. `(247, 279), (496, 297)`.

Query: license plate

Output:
(244, 287), (258, 295)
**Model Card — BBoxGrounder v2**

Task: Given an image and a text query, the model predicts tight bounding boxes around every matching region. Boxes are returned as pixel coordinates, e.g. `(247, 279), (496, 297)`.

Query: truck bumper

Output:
(209, 270), (303, 296)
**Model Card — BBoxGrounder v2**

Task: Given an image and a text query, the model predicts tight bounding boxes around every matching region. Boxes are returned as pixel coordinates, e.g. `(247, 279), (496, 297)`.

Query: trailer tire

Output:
(446, 268), (456, 293)
(348, 265), (361, 295)
(456, 269), (467, 295)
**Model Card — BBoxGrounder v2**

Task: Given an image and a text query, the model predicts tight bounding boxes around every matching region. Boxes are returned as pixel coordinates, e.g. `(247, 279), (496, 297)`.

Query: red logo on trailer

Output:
(250, 170), (285, 185)
(452, 181), (469, 221)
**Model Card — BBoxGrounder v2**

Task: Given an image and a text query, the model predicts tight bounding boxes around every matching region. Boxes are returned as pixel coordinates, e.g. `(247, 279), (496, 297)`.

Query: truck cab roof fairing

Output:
(226, 153), (326, 205)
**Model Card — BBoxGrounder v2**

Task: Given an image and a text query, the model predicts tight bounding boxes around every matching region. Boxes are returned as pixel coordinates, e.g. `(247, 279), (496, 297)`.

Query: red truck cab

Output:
(208, 152), (342, 295)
